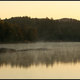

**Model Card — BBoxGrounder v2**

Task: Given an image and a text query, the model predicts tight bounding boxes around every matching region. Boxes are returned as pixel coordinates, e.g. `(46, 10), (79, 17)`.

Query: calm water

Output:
(0, 42), (80, 79)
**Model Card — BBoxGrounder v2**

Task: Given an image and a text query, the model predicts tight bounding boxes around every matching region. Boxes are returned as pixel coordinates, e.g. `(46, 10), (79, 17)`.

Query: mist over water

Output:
(0, 42), (80, 67)
(0, 42), (80, 79)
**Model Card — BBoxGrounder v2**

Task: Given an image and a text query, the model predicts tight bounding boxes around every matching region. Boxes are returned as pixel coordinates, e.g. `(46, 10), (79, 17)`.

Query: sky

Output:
(0, 1), (80, 20)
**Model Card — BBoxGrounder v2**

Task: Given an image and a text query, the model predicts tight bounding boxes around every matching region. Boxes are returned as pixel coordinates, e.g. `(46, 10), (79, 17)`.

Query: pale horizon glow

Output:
(0, 1), (80, 20)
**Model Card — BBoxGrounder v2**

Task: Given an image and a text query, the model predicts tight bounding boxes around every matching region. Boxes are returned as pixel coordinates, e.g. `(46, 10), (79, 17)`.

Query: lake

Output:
(0, 42), (80, 79)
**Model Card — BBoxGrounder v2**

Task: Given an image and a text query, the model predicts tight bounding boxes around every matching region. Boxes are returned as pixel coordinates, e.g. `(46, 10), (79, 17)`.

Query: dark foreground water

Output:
(0, 42), (80, 79)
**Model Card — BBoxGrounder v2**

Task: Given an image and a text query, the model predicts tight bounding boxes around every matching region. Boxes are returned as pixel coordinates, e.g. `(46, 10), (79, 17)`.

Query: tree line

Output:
(0, 16), (80, 43)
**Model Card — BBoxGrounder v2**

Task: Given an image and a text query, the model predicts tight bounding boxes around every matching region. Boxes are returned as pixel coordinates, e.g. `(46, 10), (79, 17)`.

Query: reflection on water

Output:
(0, 42), (80, 68)
(0, 42), (80, 79)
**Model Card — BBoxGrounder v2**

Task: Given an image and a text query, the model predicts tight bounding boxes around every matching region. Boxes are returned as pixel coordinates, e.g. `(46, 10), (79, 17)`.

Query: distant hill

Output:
(57, 18), (79, 22)
(0, 16), (80, 43)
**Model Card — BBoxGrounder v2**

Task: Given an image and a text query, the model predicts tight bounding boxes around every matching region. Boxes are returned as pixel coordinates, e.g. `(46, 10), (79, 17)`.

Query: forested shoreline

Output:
(0, 16), (80, 43)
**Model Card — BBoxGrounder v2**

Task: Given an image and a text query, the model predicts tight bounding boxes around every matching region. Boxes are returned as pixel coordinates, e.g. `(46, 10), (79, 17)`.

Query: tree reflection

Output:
(0, 47), (80, 68)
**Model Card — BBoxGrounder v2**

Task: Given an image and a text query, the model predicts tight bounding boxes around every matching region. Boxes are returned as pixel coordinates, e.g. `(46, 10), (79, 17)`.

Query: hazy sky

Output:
(0, 1), (80, 20)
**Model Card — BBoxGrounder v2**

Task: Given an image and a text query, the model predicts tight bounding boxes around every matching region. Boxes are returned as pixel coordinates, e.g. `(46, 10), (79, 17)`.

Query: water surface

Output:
(0, 42), (80, 79)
